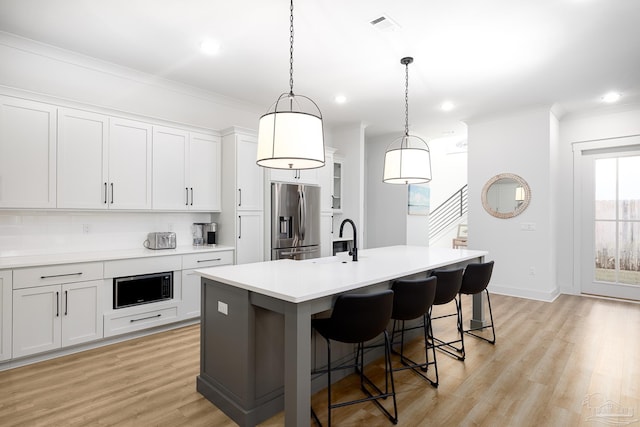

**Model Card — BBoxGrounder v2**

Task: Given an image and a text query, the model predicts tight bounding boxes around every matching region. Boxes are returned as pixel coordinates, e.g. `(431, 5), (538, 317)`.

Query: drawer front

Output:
(103, 306), (178, 337)
(182, 250), (233, 270)
(103, 255), (182, 278)
(13, 262), (103, 289)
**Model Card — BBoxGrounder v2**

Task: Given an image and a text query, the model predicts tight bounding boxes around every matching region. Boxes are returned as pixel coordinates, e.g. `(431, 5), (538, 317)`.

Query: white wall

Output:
(331, 123), (366, 248)
(467, 107), (559, 301)
(364, 132), (407, 249)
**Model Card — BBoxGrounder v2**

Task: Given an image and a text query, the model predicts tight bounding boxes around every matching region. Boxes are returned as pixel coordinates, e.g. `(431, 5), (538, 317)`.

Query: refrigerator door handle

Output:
(298, 188), (306, 240)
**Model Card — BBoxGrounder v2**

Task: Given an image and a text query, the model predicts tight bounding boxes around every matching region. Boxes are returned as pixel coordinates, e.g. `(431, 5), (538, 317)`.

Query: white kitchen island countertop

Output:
(196, 245), (488, 303)
(0, 245), (235, 269)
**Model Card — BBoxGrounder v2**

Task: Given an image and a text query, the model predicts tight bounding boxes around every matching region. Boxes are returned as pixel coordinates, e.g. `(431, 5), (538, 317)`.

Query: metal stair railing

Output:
(429, 185), (468, 241)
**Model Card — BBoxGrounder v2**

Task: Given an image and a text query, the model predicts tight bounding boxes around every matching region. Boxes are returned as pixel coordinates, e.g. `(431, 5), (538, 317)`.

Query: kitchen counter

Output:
(196, 245), (486, 303)
(195, 245), (488, 426)
(0, 245), (235, 269)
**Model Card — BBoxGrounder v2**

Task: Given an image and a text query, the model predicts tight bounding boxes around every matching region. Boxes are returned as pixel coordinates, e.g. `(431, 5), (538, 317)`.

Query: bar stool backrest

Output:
(460, 261), (494, 295)
(324, 290), (394, 343)
(391, 276), (437, 321)
(430, 268), (464, 306)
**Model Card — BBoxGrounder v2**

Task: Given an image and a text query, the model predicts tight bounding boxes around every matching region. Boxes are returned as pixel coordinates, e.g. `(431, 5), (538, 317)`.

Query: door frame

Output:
(572, 134), (640, 297)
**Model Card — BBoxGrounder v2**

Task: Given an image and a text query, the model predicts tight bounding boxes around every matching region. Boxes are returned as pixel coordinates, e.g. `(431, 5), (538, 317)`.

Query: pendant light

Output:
(383, 57), (432, 184)
(257, 0), (325, 170)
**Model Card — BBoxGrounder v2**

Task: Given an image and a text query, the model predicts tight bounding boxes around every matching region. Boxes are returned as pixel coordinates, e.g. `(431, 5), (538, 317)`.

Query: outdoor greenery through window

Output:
(594, 155), (640, 285)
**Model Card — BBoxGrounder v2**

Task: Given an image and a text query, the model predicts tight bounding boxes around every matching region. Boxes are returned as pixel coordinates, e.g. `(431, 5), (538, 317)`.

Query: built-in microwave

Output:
(113, 271), (173, 309)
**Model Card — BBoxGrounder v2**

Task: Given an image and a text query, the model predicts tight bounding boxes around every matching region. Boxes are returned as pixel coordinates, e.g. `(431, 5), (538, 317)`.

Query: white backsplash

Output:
(0, 211), (218, 257)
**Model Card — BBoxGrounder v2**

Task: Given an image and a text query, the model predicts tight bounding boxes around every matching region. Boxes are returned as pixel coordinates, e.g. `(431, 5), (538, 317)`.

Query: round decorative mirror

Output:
(481, 173), (531, 219)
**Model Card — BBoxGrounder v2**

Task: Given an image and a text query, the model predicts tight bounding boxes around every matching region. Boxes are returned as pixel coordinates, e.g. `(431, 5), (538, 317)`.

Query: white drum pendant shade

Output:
(257, 110), (325, 170)
(383, 136), (432, 184)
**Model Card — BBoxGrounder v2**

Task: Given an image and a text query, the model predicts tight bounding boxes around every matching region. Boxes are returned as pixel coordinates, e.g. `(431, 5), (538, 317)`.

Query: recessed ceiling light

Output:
(334, 95), (347, 104)
(200, 39), (221, 55)
(441, 101), (455, 111)
(602, 92), (621, 103)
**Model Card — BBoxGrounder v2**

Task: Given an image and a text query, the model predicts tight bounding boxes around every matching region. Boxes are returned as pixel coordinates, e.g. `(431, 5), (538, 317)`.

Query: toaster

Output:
(144, 232), (176, 250)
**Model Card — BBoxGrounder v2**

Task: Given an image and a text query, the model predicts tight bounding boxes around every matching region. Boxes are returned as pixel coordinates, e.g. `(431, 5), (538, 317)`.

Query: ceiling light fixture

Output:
(602, 91), (621, 103)
(199, 39), (220, 55)
(383, 57), (432, 185)
(334, 95), (347, 104)
(441, 101), (455, 111)
(256, 0), (325, 170)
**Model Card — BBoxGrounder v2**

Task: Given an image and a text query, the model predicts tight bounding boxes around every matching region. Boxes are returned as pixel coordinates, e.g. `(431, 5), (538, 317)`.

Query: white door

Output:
(581, 149), (640, 300)
(0, 96), (57, 208)
(61, 280), (103, 347)
(108, 118), (152, 209)
(189, 132), (221, 211)
(13, 285), (62, 358)
(57, 108), (109, 209)
(237, 212), (264, 264)
(237, 135), (263, 211)
(152, 126), (188, 210)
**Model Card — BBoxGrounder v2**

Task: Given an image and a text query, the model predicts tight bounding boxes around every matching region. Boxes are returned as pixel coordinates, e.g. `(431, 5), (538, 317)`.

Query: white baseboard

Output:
(488, 284), (560, 302)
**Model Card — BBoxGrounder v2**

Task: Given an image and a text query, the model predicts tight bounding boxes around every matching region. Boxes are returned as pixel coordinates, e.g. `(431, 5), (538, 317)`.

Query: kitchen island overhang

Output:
(195, 246), (489, 426)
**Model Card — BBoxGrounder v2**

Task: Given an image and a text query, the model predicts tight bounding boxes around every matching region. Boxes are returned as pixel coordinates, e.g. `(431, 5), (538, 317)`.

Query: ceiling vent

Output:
(369, 15), (401, 32)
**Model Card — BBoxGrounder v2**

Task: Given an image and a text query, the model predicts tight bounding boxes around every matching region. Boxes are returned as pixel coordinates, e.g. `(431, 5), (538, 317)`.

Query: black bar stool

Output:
(311, 290), (398, 426)
(389, 276), (439, 387)
(428, 268), (465, 360)
(459, 261), (496, 345)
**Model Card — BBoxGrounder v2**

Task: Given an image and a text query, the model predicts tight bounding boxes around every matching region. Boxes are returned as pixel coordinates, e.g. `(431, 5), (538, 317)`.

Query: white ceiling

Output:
(1, 0), (640, 139)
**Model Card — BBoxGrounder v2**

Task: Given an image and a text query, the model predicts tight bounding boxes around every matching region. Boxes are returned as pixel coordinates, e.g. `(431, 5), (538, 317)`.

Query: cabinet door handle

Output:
(197, 258), (222, 263)
(238, 189), (242, 207)
(190, 188), (194, 206)
(130, 314), (161, 323)
(104, 182), (108, 204)
(238, 215), (241, 239)
(331, 215), (334, 234)
(56, 291), (60, 317)
(110, 183), (114, 204)
(40, 272), (83, 279)
(185, 187), (189, 206)
(64, 290), (68, 316)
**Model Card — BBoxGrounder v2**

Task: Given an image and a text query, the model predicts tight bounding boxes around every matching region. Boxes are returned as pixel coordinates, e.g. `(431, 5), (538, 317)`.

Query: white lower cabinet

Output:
(0, 271), (12, 362)
(237, 212), (264, 265)
(180, 250), (234, 318)
(12, 280), (103, 358)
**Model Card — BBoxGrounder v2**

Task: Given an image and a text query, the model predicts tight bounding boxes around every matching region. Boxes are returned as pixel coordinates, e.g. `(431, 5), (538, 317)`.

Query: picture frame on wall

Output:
(408, 184), (430, 216)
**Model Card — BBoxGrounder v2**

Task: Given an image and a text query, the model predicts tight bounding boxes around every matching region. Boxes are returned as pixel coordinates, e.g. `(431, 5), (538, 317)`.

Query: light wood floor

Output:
(1, 293), (638, 426)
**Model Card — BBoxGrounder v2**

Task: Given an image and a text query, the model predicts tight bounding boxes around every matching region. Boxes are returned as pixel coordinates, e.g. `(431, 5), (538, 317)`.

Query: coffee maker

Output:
(192, 222), (217, 246)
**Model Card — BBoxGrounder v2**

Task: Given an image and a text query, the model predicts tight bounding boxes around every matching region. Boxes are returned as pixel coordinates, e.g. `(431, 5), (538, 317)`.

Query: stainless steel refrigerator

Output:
(271, 182), (321, 260)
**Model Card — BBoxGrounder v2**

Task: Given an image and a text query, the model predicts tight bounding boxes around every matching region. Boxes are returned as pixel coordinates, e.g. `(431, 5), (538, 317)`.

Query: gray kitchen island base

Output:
(195, 246), (488, 426)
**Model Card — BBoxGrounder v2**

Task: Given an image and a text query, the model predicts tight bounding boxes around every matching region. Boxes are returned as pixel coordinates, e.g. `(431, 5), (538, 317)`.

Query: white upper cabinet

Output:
(108, 118), (152, 210)
(152, 126), (189, 210)
(188, 132), (221, 211)
(57, 108), (109, 209)
(236, 134), (264, 211)
(320, 149), (335, 213)
(152, 127), (221, 211)
(0, 96), (57, 208)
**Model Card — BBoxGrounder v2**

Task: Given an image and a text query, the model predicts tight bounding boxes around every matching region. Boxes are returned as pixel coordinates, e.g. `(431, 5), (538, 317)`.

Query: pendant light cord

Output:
(289, 0), (295, 96)
(404, 60), (410, 137)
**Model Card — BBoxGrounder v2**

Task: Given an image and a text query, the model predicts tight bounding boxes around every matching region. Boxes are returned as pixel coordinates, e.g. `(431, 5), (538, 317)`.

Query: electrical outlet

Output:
(167, 223), (174, 231)
(218, 301), (228, 315)
(82, 224), (90, 234)
(529, 267), (535, 276)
